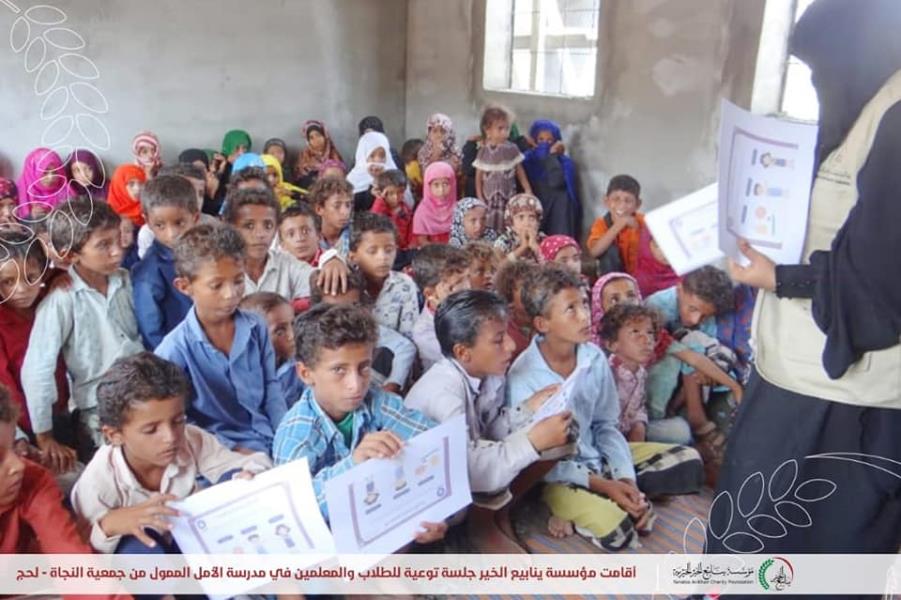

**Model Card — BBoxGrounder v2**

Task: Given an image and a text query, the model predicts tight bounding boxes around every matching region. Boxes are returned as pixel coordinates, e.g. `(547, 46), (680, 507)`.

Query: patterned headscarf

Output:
(412, 161), (457, 237)
(503, 193), (543, 228)
(295, 120), (343, 178)
(131, 130), (162, 174)
(540, 234), (579, 263)
(590, 272), (641, 346)
(417, 113), (462, 172)
(449, 197), (497, 247)
(17, 147), (69, 209)
(222, 129), (252, 156)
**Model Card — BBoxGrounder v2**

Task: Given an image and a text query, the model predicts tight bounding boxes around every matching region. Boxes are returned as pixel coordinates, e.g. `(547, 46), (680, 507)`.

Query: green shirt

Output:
(335, 412), (354, 449)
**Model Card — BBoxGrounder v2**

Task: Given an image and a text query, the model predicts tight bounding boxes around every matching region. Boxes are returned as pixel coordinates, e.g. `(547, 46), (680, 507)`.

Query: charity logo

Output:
(758, 557), (793, 591)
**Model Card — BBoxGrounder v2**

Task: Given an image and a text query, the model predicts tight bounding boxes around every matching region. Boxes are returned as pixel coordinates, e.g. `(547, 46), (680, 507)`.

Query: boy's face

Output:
(676, 284), (716, 328)
(176, 257), (245, 321)
(510, 284), (529, 326)
(608, 316), (656, 367)
(266, 303), (295, 365)
(279, 215), (319, 263)
(511, 210), (539, 237)
(462, 206), (487, 241)
(103, 396), (187, 470)
(316, 194), (352, 233)
(485, 120), (509, 146)
(298, 342), (375, 422)
(554, 246), (582, 277)
(601, 277), (640, 314)
(0, 257), (43, 310)
(0, 197), (16, 225)
(381, 185), (404, 209)
(426, 269), (470, 309)
(350, 231), (396, 282)
(234, 204), (278, 262)
(0, 421), (25, 508)
(535, 287), (591, 344)
(71, 226), (124, 275)
(146, 206), (199, 249)
(456, 316), (515, 378)
(468, 258), (497, 292)
(186, 177), (206, 209)
(604, 190), (640, 219)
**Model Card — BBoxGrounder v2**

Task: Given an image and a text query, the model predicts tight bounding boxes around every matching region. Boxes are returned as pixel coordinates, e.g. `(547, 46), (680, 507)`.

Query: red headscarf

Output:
(107, 164), (147, 226)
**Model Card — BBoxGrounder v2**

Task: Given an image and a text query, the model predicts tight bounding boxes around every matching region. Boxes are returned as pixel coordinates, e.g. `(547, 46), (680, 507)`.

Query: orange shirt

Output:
(587, 212), (647, 275)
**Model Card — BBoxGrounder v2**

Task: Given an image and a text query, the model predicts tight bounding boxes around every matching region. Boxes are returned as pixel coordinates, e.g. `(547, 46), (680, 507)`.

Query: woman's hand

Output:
(727, 238), (777, 292)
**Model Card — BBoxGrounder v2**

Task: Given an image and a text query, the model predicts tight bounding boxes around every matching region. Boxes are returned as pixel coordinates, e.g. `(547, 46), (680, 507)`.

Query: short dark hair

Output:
(174, 223), (245, 280)
(140, 175), (199, 216)
(293, 303), (378, 367)
(681, 266), (734, 314)
(0, 225), (48, 273)
(49, 197), (120, 255)
(599, 303), (660, 345)
(521, 264), (583, 320)
(480, 105), (512, 135)
(358, 115), (385, 136)
(412, 244), (469, 290)
(495, 260), (538, 303)
(308, 176), (353, 209)
(435, 290), (508, 357)
(159, 163), (206, 182)
(239, 291), (290, 317)
(463, 240), (501, 266)
(350, 212), (397, 252)
(400, 139), (424, 164)
(96, 352), (190, 429)
(309, 266), (367, 305)
(0, 384), (17, 425)
(279, 202), (321, 229)
(606, 174), (641, 198)
(229, 165), (268, 186)
(222, 186), (280, 224)
(374, 169), (407, 190)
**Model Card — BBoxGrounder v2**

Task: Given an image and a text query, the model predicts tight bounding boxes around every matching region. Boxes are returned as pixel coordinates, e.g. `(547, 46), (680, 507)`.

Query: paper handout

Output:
(529, 364), (588, 425)
(324, 414), (471, 558)
(645, 183), (724, 275)
(718, 99), (818, 264)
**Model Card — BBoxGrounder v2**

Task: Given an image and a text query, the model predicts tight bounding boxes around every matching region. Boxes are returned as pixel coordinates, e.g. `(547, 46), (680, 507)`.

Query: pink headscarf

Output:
(17, 147), (70, 210)
(132, 130), (162, 174)
(590, 272), (640, 346)
(412, 161), (457, 236)
(540, 234), (580, 263)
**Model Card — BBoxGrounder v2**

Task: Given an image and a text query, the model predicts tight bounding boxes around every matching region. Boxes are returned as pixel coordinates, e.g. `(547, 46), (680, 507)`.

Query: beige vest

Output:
(752, 70), (901, 408)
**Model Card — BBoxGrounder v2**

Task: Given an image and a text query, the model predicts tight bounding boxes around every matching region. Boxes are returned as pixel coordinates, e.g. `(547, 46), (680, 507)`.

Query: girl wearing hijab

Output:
(17, 148), (69, 218)
(212, 129), (252, 210)
(412, 161), (457, 245)
(107, 164), (147, 227)
(357, 115), (403, 169)
(262, 154), (304, 209)
(294, 120), (343, 189)
(346, 131), (397, 212)
(417, 113), (462, 174)
(66, 149), (107, 200)
(131, 130), (162, 178)
(522, 119), (581, 237)
(710, 0), (901, 561)
(448, 197), (496, 247)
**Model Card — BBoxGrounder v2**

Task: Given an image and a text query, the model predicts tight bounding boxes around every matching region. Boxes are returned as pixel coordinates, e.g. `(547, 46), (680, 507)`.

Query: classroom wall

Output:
(0, 0), (407, 179)
(404, 0), (767, 236)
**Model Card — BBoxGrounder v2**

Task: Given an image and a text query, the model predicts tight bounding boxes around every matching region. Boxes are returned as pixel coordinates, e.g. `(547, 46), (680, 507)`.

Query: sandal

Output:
(693, 422), (727, 465)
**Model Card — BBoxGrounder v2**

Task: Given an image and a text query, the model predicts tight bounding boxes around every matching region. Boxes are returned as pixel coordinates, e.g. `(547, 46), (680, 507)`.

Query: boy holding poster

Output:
(272, 304), (447, 545)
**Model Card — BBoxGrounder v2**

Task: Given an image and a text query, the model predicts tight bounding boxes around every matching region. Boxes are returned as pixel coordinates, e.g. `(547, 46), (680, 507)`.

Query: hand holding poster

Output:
(529, 365), (587, 425)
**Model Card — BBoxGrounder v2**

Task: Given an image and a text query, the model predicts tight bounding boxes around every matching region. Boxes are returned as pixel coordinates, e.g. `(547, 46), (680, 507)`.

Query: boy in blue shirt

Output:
(506, 265), (702, 551)
(155, 224), (287, 455)
(132, 175), (198, 348)
(273, 303), (447, 544)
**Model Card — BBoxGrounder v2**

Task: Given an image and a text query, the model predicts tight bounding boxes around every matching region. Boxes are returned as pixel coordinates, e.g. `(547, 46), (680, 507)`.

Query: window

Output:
(779, 0), (818, 121)
(483, 0), (600, 98)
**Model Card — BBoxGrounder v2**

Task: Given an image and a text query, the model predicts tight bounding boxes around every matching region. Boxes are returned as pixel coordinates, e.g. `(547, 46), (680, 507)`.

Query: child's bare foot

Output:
(548, 515), (574, 538)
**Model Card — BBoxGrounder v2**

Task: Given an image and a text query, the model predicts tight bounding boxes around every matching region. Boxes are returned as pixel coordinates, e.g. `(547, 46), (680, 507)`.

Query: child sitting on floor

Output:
(463, 241), (502, 292)
(370, 169), (415, 269)
(278, 203), (323, 266)
(413, 161), (458, 246)
(71, 353), (270, 554)
(506, 265), (703, 551)
(156, 224), (287, 454)
(272, 303), (447, 545)
(411, 244), (472, 371)
(587, 174), (646, 276)
(240, 292), (305, 407)
(349, 212), (419, 339)
(495, 259), (540, 360)
(308, 268), (416, 395)
(494, 193), (545, 263)
(310, 176), (354, 258)
(450, 197), (497, 248)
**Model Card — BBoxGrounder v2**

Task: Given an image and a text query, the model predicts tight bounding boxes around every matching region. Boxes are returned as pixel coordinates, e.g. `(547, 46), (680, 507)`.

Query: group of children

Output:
(0, 105), (756, 562)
